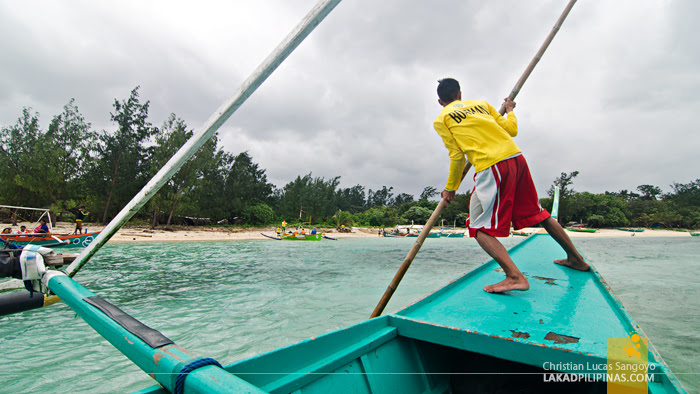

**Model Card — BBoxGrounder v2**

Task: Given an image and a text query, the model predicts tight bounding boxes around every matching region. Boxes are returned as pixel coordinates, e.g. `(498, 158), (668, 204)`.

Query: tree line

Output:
(1, 88), (698, 230)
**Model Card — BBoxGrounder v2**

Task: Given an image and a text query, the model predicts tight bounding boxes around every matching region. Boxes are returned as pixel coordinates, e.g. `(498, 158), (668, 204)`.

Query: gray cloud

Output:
(1, 0), (698, 199)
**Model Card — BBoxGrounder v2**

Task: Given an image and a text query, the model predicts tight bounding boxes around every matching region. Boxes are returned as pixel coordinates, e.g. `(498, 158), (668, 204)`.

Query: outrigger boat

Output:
(0, 0), (686, 392)
(261, 232), (324, 241)
(440, 231), (465, 238)
(0, 205), (99, 248)
(566, 224), (597, 233)
(618, 228), (645, 233)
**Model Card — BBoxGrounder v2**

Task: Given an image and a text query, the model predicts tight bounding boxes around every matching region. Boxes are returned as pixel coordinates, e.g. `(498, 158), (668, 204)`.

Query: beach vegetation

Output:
(1, 90), (698, 230)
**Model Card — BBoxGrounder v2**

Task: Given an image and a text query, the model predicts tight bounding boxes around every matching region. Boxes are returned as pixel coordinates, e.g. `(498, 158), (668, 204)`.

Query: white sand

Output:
(5, 221), (694, 243)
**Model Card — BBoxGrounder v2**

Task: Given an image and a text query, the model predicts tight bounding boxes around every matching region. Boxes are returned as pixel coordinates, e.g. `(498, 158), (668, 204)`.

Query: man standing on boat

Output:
(433, 78), (588, 293)
(73, 206), (89, 235)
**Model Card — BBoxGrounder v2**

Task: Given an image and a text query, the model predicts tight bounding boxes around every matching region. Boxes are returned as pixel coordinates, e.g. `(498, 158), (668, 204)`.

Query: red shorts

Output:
(467, 154), (550, 237)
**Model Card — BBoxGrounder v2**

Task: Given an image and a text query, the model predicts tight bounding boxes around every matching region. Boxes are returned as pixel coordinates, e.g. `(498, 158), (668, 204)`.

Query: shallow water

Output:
(0, 236), (697, 393)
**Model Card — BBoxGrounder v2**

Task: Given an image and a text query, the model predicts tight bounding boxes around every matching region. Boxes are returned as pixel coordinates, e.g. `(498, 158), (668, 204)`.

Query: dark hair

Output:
(437, 78), (460, 103)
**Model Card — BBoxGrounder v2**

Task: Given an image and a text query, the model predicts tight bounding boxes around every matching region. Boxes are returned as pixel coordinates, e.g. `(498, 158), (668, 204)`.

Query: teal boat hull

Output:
(0, 231), (100, 248)
(133, 234), (684, 393)
(407, 233), (441, 238)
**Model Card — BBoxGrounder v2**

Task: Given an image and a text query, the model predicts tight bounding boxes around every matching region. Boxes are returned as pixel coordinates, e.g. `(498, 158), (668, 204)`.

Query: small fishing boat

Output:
(261, 232), (323, 241)
(0, 205), (99, 248)
(0, 231), (100, 248)
(407, 231), (441, 238)
(566, 227), (596, 233)
(690, 232), (700, 237)
(440, 231), (465, 238)
(617, 228), (645, 233)
(382, 232), (406, 237)
(511, 230), (531, 237)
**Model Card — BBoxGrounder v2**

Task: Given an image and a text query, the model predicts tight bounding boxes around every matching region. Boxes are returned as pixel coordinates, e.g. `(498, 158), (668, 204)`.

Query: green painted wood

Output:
(46, 274), (265, 393)
(281, 233), (323, 241)
(136, 234), (686, 393)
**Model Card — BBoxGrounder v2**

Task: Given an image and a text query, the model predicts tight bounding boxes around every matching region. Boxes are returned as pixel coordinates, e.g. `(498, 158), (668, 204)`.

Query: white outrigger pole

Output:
(65, 0), (343, 278)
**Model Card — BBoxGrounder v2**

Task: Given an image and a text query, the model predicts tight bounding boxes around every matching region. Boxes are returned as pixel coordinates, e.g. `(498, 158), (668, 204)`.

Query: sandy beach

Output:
(14, 222), (693, 243)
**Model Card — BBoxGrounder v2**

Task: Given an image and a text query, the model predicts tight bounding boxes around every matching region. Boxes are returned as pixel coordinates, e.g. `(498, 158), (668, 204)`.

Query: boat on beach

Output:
(440, 231), (465, 238)
(0, 231), (100, 248)
(618, 228), (645, 233)
(261, 232), (323, 241)
(0, 205), (99, 248)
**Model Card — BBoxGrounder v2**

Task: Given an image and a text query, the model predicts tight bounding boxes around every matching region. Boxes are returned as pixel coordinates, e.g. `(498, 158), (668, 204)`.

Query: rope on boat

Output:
(174, 357), (224, 394)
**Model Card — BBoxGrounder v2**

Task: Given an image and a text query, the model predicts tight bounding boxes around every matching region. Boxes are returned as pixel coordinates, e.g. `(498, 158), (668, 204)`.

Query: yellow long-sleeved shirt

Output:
(433, 100), (520, 191)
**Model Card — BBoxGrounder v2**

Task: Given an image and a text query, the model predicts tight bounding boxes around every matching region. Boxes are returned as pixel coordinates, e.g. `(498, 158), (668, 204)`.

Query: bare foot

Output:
(554, 258), (590, 271)
(484, 276), (530, 293)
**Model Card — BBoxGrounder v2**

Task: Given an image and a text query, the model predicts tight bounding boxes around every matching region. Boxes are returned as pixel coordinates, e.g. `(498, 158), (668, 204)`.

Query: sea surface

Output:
(0, 236), (698, 393)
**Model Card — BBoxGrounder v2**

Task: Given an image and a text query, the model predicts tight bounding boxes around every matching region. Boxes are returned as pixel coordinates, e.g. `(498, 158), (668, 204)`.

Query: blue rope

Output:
(174, 357), (224, 394)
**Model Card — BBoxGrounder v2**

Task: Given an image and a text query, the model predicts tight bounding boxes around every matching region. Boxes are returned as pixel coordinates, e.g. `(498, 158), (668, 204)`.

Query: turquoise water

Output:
(0, 236), (697, 393)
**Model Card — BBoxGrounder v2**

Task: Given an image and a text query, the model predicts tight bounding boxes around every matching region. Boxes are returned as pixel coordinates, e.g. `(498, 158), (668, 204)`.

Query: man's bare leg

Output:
(540, 217), (589, 271)
(475, 230), (530, 293)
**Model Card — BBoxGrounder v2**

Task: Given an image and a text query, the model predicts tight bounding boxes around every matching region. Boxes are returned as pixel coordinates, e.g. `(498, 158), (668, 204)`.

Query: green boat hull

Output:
(281, 233), (322, 241)
(132, 234), (684, 393)
(617, 228), (645, 233)
(566, 228), (597, 233)
(406, 233), (441, 238)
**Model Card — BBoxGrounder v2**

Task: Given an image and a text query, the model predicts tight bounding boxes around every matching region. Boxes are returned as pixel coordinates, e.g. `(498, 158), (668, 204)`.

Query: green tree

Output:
(403, 206), (432, 224)
(332, 209), (354, 229)
(224, 152), (274, 222)
(637, 184), (662, 201)
(367, 186), (394, 207)
(392, 193), (414, 206)
(0, 108), (43, 209)
(242, 203), (275, 225)
(91, 87), (156, 224)
(419, 186), (438, 201)
(336, 185), (366, 213)
(441, 192), (470, 226)
(548, 171), (579, 199)
(148, 114), (203, 227)
(189, 138), (232, 222)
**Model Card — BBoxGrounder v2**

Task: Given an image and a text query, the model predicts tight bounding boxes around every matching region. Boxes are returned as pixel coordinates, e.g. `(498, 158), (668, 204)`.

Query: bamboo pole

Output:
(370, 0), (578, 319)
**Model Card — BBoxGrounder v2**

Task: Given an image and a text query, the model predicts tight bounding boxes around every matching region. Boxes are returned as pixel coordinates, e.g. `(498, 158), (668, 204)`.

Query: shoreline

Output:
(12, 222), (696, 243)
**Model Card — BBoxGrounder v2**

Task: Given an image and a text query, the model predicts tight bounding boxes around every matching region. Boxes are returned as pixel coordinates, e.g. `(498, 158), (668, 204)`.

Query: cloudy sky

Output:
(1, 0), (698, 199)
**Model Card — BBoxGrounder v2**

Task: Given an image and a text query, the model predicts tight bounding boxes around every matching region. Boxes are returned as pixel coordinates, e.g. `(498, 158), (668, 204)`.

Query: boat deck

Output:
(135, 235), (686, 393)
(395, 234), (629, 365)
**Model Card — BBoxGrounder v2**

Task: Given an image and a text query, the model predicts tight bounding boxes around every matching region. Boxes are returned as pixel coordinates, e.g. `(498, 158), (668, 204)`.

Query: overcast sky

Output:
(1, 0), (698, 199)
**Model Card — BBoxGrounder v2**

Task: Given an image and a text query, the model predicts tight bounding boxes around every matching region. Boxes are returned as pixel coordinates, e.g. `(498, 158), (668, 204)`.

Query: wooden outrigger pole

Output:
(370, 0), (578, 318)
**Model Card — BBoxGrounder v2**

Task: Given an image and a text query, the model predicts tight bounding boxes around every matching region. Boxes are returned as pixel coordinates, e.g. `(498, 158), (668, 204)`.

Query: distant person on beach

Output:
(433, 78), (588, 293)
(74, 206), (90, 234)
(34, 219), (49, 234)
